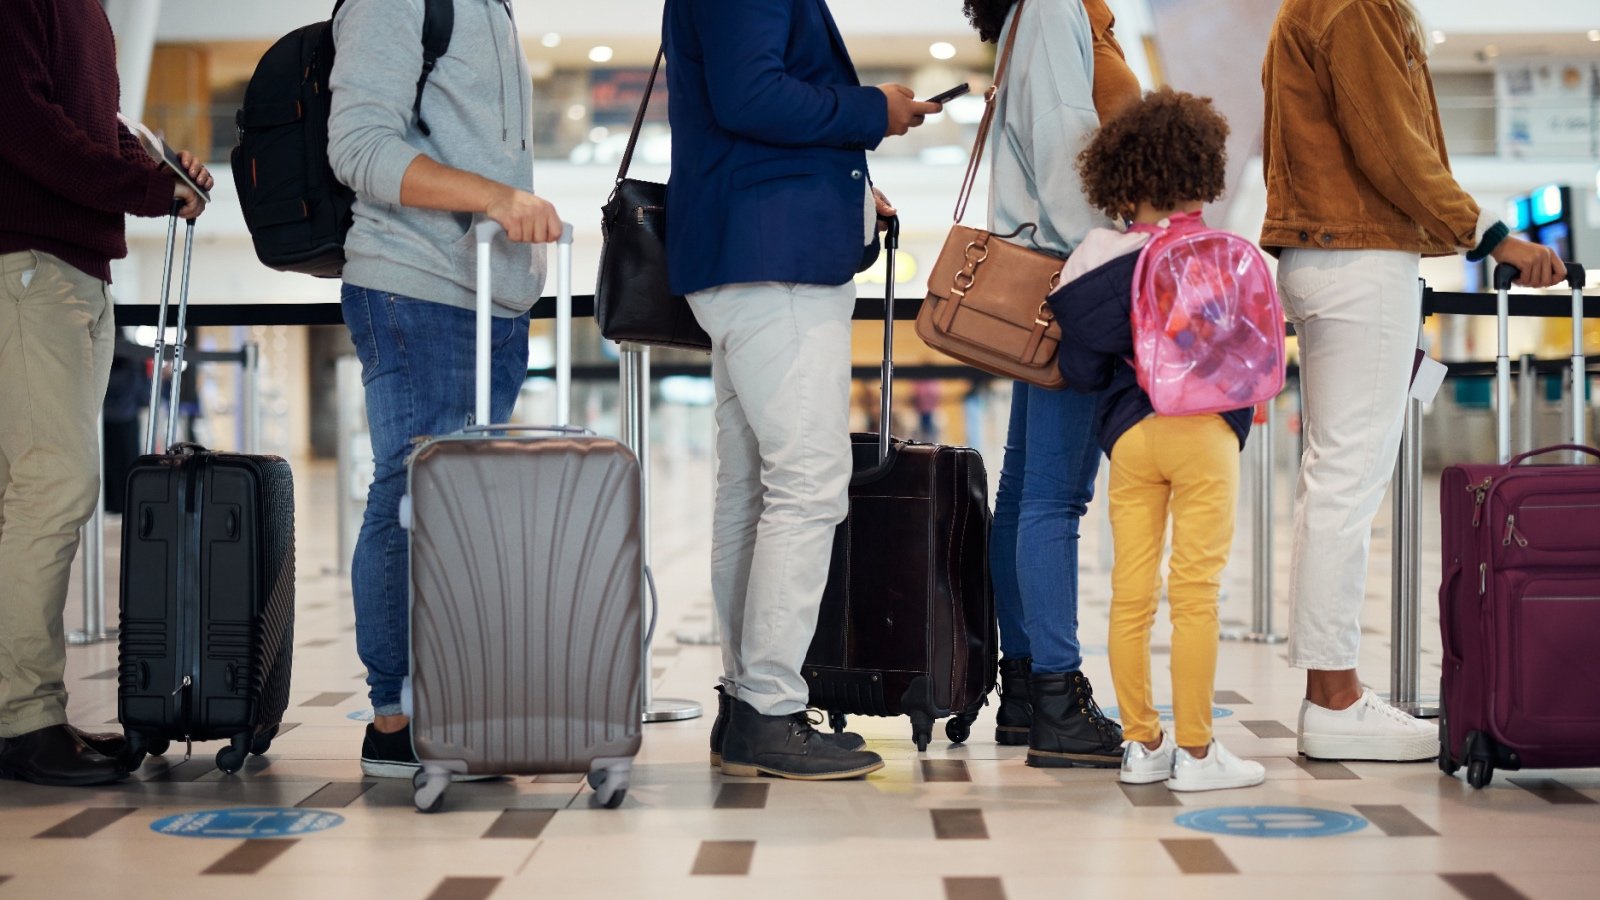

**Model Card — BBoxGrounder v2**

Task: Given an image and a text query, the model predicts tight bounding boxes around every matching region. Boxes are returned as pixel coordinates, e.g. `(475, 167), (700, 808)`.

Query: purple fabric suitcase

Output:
(1438, 262), (1600, 788)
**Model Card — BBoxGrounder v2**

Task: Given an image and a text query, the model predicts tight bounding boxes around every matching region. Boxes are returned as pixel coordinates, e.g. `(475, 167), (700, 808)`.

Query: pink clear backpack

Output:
(1128, 212), (1285, 416)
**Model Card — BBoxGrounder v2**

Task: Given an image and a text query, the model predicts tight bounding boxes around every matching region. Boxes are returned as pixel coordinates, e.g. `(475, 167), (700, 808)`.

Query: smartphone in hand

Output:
(923, 83), (972, 105)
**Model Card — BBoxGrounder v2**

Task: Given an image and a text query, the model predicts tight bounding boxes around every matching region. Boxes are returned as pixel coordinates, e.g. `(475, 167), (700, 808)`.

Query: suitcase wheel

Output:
(588, 765), (630, 810)
(1437, 706), (1460, 777)
(828, 712), (849, 734)
(250, 725), (279, 757)
(147, 737), (171, 757)
(945, 713), (976, 746)
(909, 710), (934, 753)
(1464, 730), (1495, 789)
(215, 734), (251, 775)
(413, 769), (449, 813)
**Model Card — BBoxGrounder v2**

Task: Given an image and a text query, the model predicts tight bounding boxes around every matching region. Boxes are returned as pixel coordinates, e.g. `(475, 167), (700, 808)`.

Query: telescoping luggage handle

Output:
(875, 215), (900, 466)
(1492, 262), (1589, 463)
(473, 220), (575, 431)
(144, 204), (197, 455)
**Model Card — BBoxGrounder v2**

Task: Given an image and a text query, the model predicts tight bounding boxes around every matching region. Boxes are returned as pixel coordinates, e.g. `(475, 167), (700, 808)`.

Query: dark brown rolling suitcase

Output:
(803, 217), (997, 751)
(402, 221), (644, 813)
(118, 215), (296, 774)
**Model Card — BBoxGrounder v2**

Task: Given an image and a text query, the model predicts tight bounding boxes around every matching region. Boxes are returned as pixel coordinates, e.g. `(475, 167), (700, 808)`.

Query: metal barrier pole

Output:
(1390, 334), (1436, 717)
(241, 341), (262, 454)
(620, 342), (702, 724)
(1224, 399), (1284, 644)
(68, 417), (116, 646)
(1518, 354), (1535, 454)
(335, 356), (365, 576)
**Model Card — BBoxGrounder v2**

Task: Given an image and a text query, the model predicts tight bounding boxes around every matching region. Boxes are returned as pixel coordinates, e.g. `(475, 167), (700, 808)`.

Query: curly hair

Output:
(1076, 87), (1230, 220)
(962, 0), (1018, 43)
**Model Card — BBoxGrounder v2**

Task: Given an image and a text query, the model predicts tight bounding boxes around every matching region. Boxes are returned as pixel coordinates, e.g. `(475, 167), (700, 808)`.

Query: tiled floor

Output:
(4, 435), (1598, 900)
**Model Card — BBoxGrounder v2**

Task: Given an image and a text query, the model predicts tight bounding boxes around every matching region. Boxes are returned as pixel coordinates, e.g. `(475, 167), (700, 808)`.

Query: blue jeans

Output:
(341, 284), (530, 715)
(990, 382), (1103, 674)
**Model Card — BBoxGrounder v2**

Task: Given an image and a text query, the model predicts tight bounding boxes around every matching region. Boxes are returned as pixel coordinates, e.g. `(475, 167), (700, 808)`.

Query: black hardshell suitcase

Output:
(802, 218), (998, 751)
(117, 216), (296, 773)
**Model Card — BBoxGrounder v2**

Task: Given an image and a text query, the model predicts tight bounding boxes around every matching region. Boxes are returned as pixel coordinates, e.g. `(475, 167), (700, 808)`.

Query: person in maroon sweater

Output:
(0, 0), (212, 787)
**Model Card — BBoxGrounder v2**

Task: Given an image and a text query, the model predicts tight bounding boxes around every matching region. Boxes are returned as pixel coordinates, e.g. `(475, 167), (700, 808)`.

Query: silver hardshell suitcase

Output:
(402, 221), (644, 812)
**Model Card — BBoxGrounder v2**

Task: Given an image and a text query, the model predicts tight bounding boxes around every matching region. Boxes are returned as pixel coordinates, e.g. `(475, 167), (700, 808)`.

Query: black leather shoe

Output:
(1025, 671), (1124, 769)
(710, 685), (866, 767)
(995, 657), (1032, 746)
(0, 724), (128, 787)
(720, 699), (883, 781)
(70, 727), (128, 761)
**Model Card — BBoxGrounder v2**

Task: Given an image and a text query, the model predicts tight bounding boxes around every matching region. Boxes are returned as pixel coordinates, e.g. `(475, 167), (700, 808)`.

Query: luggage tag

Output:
(1409, 349), (1447, 403)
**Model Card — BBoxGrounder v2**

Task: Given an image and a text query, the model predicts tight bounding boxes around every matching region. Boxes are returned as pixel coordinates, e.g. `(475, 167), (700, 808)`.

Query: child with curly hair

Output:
(1048, 87), (1265, 792)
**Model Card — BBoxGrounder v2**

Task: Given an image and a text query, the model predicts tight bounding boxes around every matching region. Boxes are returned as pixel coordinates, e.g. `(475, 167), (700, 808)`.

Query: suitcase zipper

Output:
(1502, 515), (1528, 548)
(1469, 478), (1493, 527)
(172, 675), (193, 760)
(1479, 562), (1487, 595)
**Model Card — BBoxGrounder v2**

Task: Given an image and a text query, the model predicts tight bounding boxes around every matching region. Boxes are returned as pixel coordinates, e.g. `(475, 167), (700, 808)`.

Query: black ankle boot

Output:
(995, 657), (1032, 746)
(709, 685), (731, 767)
(720, 699), (884, 781)
(710, 685), (867, 767)
(1025, 671), (1124, 769)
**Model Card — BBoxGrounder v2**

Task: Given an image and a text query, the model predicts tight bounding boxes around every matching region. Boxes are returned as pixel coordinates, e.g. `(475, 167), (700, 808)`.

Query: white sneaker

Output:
(1298, 689), (1437, 762)
(1167, 740), (1266, 792)
(1120, 733), (1175, 785)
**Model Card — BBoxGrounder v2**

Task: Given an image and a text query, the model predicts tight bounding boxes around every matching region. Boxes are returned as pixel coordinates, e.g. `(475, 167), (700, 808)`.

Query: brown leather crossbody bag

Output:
(916, 0), (1067, 390)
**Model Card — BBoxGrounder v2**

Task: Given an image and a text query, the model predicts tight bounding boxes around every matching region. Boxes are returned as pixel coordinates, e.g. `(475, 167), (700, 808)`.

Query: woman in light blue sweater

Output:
(963, 0), (1139, 768)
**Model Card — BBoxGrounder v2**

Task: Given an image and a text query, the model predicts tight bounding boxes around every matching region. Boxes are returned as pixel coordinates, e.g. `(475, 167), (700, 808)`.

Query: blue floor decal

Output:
(1175, 806), (1368, 839)
(151, 808), (345, 839)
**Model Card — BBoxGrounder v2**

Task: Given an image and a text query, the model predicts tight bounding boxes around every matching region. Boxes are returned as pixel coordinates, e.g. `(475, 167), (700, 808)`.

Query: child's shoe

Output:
(1120, 732), (1175, 785)
(1167, 740), (1265, 792)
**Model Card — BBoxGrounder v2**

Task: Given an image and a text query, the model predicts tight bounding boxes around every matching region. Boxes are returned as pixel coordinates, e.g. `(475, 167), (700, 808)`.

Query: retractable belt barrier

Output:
(95, 280), (1596, 718)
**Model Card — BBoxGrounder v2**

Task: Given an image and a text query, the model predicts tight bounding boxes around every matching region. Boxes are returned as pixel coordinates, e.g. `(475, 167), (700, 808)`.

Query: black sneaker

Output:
(359, 724), (497, 780)
(1024, 671), (1124, 769)
(720, 699), (883, 781)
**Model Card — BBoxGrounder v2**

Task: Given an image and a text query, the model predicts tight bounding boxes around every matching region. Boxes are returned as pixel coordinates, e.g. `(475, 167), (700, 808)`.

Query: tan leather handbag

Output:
(916, 0), (1068, 390)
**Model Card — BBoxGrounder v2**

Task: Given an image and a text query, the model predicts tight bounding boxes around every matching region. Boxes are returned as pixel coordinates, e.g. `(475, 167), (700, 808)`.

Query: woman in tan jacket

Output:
(1261, 0), (1563, 762)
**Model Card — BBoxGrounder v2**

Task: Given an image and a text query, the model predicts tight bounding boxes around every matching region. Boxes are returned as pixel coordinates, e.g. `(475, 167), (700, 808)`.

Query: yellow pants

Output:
(1107, 414), (1239, 749)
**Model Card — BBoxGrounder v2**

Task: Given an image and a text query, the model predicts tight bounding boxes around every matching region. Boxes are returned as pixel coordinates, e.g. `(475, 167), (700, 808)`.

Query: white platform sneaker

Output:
(1298, 689), (1438, 762)
(1167, 740), (1265, 792)
(1120, 733), (1176, 785)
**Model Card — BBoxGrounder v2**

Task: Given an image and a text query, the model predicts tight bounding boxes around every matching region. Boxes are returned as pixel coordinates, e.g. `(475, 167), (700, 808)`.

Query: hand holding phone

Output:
(923, 83), (972, 105)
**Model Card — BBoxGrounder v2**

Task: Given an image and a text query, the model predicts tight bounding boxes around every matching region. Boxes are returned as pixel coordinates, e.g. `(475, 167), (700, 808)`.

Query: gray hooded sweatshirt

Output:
(329, 0), (545, 315)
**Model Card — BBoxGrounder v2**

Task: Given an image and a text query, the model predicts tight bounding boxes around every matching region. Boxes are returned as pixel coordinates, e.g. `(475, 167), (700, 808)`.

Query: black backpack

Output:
(232, 0), (453, 278)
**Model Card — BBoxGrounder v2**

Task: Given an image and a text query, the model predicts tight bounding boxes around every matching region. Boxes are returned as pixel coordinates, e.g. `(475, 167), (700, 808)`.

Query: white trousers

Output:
(687, 281), (856, 715)
(1278, 248), (1422, 671)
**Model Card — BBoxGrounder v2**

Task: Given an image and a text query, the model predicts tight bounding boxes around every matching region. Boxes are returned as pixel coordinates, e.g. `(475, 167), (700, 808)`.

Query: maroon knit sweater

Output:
(0, 0), (176, 283)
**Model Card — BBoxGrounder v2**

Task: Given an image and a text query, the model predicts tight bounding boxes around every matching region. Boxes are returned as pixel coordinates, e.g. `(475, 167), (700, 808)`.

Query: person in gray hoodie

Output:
(327, 0), (561, 778)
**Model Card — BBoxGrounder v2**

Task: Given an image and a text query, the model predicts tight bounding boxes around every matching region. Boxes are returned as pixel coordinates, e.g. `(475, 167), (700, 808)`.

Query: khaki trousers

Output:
(0, 251), (115, 737)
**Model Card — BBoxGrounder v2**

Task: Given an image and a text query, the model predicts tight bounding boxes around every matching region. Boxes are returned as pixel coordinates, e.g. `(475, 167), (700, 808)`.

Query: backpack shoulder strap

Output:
(413, 0), (456, 136)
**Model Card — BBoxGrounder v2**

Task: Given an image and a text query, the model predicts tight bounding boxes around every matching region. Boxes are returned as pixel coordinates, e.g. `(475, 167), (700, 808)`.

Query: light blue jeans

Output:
(341, 284), (530, 715)
(991, 382), (1103, 674)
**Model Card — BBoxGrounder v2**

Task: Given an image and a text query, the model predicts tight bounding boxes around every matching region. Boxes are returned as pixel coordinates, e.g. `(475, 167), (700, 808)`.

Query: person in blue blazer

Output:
(666, 0), (938, 781)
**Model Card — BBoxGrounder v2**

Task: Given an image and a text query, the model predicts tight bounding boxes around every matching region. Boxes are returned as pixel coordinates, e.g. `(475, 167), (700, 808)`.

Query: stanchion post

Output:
(241, 341), (261, 454)
(335, 356), (365, 576)
(68, 417), (116, 646)
(1518, 354), (1535, 454)
(620, 342), (701, 723)
(1390, 316), (1435, 718)
(1224, 398), (1285, 644)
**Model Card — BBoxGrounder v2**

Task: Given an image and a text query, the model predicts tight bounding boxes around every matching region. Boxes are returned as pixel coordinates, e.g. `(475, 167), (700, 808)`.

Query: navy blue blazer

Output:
(663, 0), (888, 296)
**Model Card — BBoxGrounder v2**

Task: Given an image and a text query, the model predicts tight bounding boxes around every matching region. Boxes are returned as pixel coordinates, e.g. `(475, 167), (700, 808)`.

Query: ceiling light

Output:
(589, 126), (610, 143)
(567, 104), (587, 121)
(1483, 44), (1499, 58)
(1431, 31), (1445, 45)
(1588, 29), (1600, 42)
(929, 41), (957, 61)
(541, 32), (561, 48)
(588, 45), (614, 64)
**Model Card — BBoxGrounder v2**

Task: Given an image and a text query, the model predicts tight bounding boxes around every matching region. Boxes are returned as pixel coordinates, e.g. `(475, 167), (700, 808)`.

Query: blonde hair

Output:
(1393, 0), (1427, 55)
